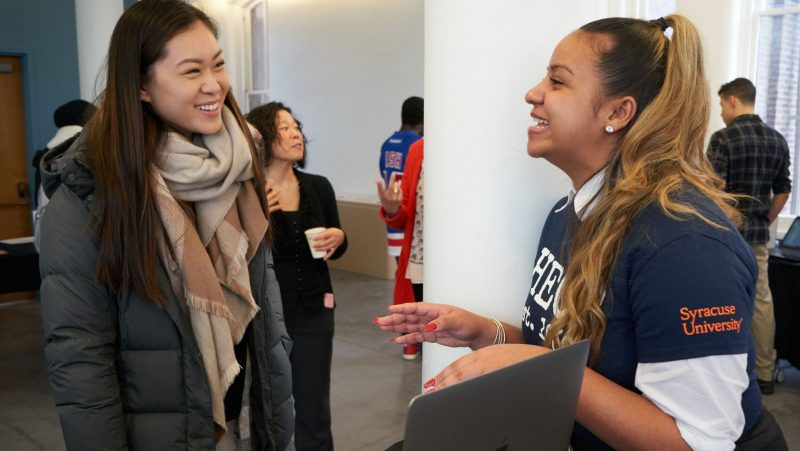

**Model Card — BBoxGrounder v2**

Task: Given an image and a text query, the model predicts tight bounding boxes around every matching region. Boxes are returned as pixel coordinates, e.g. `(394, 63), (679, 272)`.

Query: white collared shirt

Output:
(555, 166), (607, 219)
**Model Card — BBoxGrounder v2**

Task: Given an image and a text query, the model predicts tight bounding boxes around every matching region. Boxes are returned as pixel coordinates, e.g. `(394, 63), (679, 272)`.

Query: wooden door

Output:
(0, 55), (31, 240)
(0, 55), (35, 302)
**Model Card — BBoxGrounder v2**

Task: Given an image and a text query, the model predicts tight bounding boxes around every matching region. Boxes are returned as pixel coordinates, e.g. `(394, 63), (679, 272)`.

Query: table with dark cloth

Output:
(768, 252), (800, 369)
(0, 241), (40, 294)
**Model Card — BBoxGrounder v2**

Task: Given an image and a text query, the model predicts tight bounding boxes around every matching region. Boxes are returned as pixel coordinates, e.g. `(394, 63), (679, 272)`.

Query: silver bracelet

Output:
(491, 318), (506, 345)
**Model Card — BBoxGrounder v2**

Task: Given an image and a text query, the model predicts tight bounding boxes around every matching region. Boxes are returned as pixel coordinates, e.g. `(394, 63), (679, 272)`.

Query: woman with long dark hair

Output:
(247, 102), (347, 451)
(375, 15), (786, 450)
(39, 1), (293, 449)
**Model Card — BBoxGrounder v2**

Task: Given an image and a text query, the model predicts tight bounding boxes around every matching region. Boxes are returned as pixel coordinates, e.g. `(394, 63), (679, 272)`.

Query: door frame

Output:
(0, 51), (37, 301)
(0, 47), (41, 210)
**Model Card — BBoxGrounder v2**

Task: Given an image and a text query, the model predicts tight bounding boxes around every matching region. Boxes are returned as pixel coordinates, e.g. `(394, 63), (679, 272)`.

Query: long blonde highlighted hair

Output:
(543, 15), (741, 363)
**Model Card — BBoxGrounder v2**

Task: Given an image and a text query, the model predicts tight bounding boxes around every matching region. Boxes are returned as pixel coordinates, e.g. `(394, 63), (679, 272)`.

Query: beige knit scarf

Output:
(152, 106), (267, 436)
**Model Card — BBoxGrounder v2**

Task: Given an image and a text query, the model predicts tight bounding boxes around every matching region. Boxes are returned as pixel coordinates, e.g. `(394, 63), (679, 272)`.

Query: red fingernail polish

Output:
(423, 322), (437, 332)
(371, 317), (379, 324)
(423, 378), (436, 388)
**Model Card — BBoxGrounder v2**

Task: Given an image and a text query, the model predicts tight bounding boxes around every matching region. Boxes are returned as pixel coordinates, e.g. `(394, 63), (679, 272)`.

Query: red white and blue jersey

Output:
(379, 130), (420, 256)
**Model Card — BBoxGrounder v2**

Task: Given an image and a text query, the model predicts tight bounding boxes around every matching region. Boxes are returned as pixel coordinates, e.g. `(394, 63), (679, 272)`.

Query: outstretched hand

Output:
(372, 302), (496, 350)
(373, 302), (552, 391)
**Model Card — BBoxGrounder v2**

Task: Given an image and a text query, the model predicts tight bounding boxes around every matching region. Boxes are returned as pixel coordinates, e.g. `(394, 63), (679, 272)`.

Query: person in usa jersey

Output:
(379, 96), (423, 257)
(374, 15), (787, 451)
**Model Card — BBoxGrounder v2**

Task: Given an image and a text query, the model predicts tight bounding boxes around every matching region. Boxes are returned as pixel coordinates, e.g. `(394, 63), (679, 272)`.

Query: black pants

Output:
(412, 283), (423, 302)
(287, 309), (335, 451)
(735, 406), (788, 450)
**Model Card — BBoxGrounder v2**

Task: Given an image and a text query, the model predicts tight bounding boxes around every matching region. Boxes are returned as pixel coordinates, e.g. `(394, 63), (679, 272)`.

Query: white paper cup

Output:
(304, 227), (326, 259)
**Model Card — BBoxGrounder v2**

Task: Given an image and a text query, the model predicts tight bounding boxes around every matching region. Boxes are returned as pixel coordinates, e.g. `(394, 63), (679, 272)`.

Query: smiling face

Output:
(140, 21), (229, 138)
(270, 109), (305, 164)
(524, 31), (620, 184)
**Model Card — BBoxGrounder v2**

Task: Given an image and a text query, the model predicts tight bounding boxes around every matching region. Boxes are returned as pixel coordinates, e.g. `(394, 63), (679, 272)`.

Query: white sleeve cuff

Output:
(635, 354), (749, 451)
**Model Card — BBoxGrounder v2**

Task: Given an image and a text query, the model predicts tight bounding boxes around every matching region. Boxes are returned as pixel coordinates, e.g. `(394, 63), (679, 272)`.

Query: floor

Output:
(0, 269), (798, 450)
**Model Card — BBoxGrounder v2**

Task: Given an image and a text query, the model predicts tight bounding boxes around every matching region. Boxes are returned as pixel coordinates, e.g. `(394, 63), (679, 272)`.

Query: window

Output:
(755, 0), (800, 215)
(246, 1), (270, 111)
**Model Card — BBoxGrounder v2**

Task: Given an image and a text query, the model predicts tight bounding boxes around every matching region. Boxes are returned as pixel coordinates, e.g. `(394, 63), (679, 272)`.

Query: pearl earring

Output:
(605, 125), (615, 134)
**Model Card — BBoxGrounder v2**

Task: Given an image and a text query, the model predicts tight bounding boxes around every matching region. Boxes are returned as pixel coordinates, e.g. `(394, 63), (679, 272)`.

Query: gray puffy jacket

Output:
(39, 139), (295, 450)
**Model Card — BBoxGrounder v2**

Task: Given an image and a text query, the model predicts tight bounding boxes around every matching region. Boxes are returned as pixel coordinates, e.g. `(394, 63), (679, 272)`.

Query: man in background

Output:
(379, 96), (423, 259)
(707, 77), (792, 395)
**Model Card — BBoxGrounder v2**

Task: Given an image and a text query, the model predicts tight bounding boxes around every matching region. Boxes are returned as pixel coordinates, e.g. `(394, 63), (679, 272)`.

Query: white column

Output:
(676, 0), (743, 135)
(75, 0), (125, 101)
(422, 0), (606, 383)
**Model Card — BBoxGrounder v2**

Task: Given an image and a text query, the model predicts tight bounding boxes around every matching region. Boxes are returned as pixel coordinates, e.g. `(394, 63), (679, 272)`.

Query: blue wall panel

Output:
(0, 0), (80, 203)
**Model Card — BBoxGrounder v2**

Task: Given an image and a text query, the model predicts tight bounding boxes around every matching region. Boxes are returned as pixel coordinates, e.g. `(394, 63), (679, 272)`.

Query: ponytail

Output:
(545, 15), (741, 362)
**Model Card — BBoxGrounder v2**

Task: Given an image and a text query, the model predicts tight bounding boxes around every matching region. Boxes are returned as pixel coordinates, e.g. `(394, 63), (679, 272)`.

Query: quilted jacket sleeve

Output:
(264, 247), (295, 450)
(39, 186), (128, 451)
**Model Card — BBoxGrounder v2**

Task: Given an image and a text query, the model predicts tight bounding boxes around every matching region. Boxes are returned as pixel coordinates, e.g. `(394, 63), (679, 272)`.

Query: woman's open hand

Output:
(372, 302), (497, 349)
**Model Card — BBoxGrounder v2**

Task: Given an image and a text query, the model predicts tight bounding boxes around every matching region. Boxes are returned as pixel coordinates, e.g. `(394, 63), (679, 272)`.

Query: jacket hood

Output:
(40, 129), (95, 201)
(47, 125), (83, 149)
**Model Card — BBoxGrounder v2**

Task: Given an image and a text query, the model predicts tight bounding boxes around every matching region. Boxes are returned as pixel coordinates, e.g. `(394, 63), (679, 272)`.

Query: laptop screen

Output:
(781, 217), (800, 250)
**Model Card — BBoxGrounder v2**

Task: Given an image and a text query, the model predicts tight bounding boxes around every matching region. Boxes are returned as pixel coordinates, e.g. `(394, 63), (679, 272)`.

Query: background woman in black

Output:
(247, 102), (347, 451)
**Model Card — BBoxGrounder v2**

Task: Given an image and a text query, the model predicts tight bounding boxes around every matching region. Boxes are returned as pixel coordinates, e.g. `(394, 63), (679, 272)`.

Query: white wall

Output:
(422, 0), (606, 381)
(677, 0), (744, 137)
(74, 0), (124, 101)
(267, 0), (424, 200)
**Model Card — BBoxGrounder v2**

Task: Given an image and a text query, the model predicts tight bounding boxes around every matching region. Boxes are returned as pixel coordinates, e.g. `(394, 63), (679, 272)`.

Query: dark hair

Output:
(87, 0), (268, 304)
(547, 16), (741, 363)
(718, 77), (756, 105)
(246, 101), (307, 169)
(580, 19), (668, 126)
(53, 99), (97, 128)
(401, 96), (424, 127)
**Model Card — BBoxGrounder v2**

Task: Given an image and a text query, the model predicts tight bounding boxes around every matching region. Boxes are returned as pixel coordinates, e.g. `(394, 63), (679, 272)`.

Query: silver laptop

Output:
(401, 340), (589, 451)
(772, 216), (800, 262)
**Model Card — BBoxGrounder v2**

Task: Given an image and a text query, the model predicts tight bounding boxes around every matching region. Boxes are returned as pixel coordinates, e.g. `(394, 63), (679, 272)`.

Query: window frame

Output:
(750, 0), (800, 223)
(242, 0), (270, 112)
